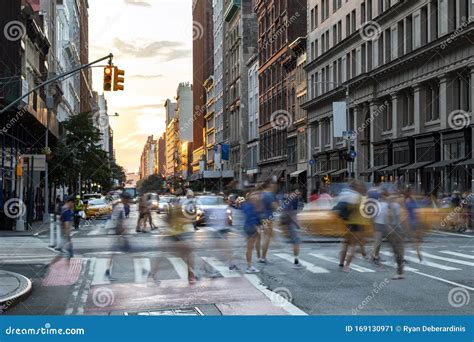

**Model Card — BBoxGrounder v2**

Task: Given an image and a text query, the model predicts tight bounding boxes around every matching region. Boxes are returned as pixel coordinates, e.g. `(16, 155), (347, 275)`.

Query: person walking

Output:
(73, 195), (84, 230)
(136, 195), (148, 233)
(259, 181), (279, 264)
(105, 192), (131, 280)
(386, 193), (405, 279)
(50, 196), (75, 267)
(404, 189), (422, 262)
(241, 191), (261, 273)
(334, 180), (367, 272)
(280, 191), (304, 268)
(371, 190), (390, 265)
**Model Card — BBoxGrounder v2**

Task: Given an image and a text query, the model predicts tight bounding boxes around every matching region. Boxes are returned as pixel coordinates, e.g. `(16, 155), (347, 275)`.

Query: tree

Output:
(137, 174), (165, 195)
(49, 111), (125, 193)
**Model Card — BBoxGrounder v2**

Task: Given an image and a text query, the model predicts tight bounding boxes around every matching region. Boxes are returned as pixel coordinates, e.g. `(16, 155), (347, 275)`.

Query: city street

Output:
(1, 206), (473, 316)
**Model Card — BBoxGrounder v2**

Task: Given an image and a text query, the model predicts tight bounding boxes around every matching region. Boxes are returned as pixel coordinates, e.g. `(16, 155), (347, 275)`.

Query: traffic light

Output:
(113, 67), (125, 91)
(103, 66), (113, 91)
(322, 175), (331, 185)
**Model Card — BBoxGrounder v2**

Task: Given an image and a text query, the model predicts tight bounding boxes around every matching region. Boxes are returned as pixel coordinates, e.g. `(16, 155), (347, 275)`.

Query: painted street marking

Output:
(167, 257), (188, 279)
(308, 253), (375, 273)
(201, 257), (240, 278)
(410, 251), (474, 267)
(380, 251), (460, 271)
(274, 253), (330, 273)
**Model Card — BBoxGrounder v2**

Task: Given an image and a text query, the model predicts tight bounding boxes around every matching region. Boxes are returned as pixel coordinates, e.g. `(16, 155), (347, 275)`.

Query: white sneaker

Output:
(245, 266), (260, 274)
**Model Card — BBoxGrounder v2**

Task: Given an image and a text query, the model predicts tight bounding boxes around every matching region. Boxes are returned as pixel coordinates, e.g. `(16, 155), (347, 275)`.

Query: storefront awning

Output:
(400, 161), (435, 171)
(360, 165), (387, 175)
(290, 170), (307, 178)
(380, 164), (409, 172)
(430, 158), (466, 169)
(314, 169), (337, 177)
(456, 159), (474, 168)
(331, 169), (347, 176)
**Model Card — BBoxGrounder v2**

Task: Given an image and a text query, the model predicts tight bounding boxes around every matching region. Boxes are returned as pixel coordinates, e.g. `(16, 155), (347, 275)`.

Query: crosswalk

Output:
(70, 247), (474, 287)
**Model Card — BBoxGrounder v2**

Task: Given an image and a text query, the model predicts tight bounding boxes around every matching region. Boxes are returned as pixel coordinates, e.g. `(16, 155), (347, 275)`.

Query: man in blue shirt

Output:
(259, 181), (279, 264)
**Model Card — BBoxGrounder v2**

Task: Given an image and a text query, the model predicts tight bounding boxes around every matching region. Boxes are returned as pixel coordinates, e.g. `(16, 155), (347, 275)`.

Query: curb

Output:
(0, 271), (33, 312)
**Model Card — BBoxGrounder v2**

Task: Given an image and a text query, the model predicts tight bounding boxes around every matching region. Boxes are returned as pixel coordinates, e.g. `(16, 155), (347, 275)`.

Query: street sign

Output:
(308, 159), (316, 166)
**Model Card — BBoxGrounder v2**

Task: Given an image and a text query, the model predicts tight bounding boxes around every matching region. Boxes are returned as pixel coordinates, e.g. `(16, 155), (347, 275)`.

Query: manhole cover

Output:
(124, 307), (203, 316)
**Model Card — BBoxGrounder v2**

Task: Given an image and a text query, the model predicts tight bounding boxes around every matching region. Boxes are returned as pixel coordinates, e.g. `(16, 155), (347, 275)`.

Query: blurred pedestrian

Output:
(404, 189), (422, 262)
(309, 189), (319, 202)
(242, 191), (261, 273)
(136, 195), (148, 233)
(334, 180), (367, 272)
(105, 192), (131, 281)
(73, 195), (84, 230)
(387, 193), (405, 279)
(259, 181), (279, 264)
(146, 194), (157, 230)
(281, 190), (304, 268)
(371, 191), (389, 266)
(50, 196), (75, 267)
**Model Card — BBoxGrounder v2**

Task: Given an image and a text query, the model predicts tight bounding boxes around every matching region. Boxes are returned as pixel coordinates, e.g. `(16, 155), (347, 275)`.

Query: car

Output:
(157, 195), (178, 213)
(82, 193), (102, 205)
(85, 198), (112, 219)
(144, 193), (159, 211)
(194, 195), (233, 227)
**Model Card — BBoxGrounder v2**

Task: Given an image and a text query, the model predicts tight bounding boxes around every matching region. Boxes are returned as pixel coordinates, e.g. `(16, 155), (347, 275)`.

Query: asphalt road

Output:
(1, 206), (473, 315)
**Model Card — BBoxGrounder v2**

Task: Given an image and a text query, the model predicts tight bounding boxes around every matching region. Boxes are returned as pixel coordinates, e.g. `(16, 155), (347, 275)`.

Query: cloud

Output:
(119, 103), (165, 112)
(129, 74), (164, 79)
(124, 0), (151, 7)
(112, 38), (191, 61)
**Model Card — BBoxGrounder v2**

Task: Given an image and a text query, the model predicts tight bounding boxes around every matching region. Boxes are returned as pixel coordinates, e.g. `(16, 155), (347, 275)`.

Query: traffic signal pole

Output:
(0, 53), (114, 114)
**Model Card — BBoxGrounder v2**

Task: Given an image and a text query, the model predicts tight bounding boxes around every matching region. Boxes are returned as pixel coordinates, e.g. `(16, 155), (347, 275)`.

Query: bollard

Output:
(49, 214), (55, 247)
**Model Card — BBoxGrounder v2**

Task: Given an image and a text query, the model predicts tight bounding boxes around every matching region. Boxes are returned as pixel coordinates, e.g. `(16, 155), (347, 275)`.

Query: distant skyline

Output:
(89, 0), (192, 173)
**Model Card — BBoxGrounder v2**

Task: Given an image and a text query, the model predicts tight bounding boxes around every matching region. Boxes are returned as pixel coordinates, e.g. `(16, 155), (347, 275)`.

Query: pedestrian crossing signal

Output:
(113, 67), (125, 91)
(103, 66), (113, 91)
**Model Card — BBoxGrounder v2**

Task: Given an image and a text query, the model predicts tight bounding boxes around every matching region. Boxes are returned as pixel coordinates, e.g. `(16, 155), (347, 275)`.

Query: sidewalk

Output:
(0, 270), (32, 312)
(0, 220), (54, 237)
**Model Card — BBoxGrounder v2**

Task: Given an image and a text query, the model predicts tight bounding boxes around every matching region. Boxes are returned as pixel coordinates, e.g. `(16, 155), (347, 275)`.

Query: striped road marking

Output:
(380, 251), (461, 271)
(167, 257), (188, 279)
(440, 251), (474, 260)
(410, 251), (474, 267)
(308, 253), (375, 273)
(91, 258), (111, 285)
(201, 257), (240, 278)
(274, 253), (330, 273)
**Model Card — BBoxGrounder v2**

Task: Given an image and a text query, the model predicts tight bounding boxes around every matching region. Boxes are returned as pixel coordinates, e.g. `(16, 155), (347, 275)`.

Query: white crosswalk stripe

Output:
(411, 251), (474, 267)
(440, 251), (474, 260)
(380, 251), (461, 271)
(167, 257), (189, 279)
(91, 258), (111, 285)
(201, 257), (240, 277)
(308, 253), (375, 272)
(274, 253), (330, 273)
(133, 258), (151, 283)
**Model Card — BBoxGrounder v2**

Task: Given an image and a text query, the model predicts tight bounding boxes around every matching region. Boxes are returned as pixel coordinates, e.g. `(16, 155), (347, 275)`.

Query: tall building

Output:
(255, 0), (307, 184)
(0, 0), (60, 230)
(157, 133), (166, 176)
(192, 0), (214, 165)
(284, 37), (308, 195)
(139, 136), (157, 180)
(204, 76), (216, 170)
(56, 0), (81, 121)
(78, 0), (93, 113)
(246, 54), (259, 185)
(93, 93), (111, 156)
(213, 0), (225, 146)
(303, 0), (474, 193)
(223, 0), (258, 189)
(165, 99), (179, 178)
(176, 82), (194, 143)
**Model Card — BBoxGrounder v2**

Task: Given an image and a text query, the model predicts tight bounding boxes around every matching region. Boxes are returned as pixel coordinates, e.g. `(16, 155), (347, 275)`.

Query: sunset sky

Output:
(89, 0), (193, 173)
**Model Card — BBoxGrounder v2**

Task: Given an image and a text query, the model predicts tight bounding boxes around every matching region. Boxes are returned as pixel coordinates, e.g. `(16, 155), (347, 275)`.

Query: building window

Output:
(426, 81), (440, 122)
(402, 89), (415, 127)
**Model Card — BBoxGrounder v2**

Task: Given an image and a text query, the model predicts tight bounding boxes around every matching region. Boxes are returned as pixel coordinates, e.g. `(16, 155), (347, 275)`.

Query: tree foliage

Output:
(137, 174), (165, 195)
(49, 111), (125, 192)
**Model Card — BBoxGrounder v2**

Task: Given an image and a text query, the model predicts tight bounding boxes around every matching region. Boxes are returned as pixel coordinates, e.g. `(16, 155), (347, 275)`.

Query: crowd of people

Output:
(48, 180), (473, 285)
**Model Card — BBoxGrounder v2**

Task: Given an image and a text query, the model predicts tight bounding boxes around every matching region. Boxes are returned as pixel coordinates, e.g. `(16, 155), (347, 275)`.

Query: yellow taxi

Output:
(85, 197), (112, 219)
